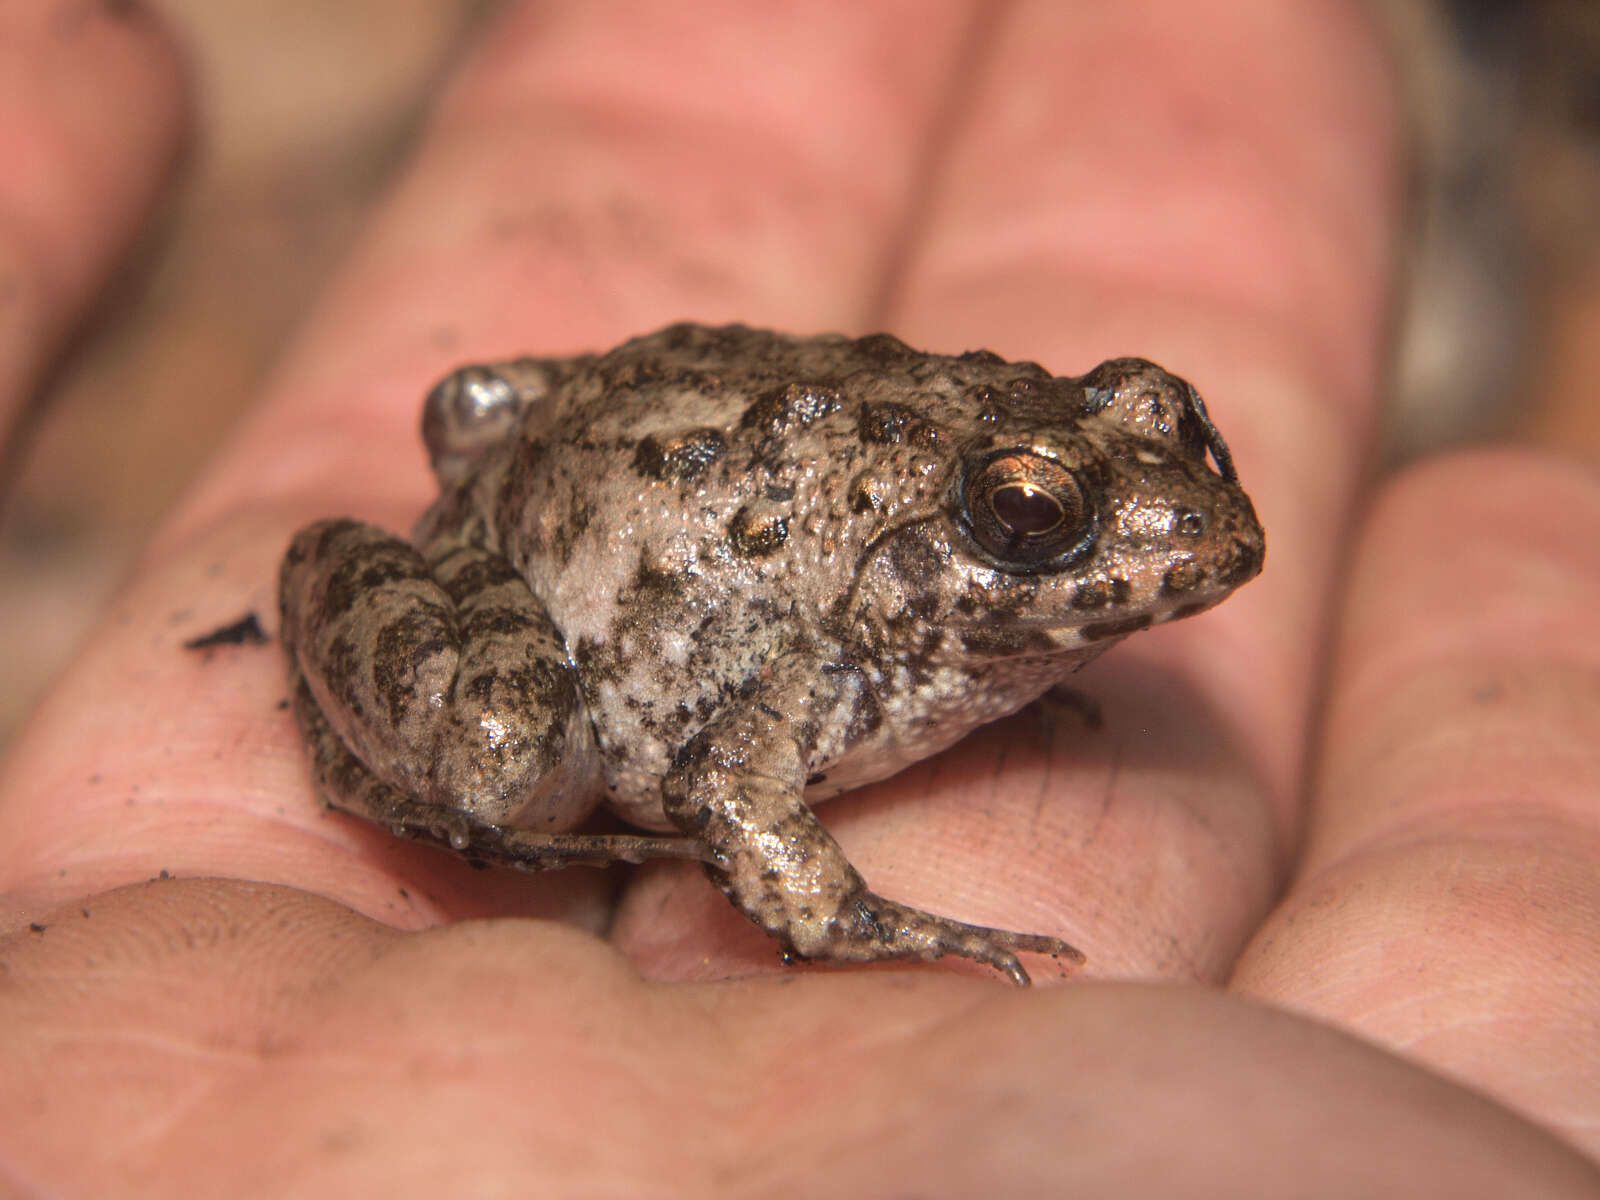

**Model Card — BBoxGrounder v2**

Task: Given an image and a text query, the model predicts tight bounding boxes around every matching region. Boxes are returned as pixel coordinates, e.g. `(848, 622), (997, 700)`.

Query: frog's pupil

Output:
(991, 482), (1062, 535)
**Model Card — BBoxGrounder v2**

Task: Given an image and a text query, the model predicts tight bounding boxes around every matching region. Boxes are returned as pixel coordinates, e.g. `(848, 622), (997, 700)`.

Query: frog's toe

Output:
(820, 893), (1084, 986)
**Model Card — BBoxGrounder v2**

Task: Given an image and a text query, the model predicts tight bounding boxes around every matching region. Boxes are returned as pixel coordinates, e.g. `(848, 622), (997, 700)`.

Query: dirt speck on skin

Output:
(184, 612), (268, 651)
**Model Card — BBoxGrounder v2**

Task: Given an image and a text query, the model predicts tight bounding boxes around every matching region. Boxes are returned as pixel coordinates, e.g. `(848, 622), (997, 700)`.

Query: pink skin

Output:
(2, 2), (1598, 1193)
(0, 1), (185, 437)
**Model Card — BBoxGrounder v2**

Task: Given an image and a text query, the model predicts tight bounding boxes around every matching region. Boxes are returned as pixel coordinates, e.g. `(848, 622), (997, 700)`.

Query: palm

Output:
(2, 4), (1596, 1194)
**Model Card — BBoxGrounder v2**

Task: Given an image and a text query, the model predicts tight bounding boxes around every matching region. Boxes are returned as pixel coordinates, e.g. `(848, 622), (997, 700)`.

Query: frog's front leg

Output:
(661, 658), (1085, 985)
(280, 518), (705, 870)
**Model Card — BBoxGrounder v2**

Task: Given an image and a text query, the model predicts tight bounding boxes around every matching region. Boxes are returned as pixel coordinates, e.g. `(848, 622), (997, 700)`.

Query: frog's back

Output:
(481, 324), (1073, 813)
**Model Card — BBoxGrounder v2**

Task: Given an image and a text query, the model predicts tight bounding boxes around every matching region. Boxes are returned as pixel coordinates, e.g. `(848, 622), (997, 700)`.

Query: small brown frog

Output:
(280, 323), (1264, 983)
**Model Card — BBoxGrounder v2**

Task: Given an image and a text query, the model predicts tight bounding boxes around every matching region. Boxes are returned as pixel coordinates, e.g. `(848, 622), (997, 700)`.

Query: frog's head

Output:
(848, 358), (1264, 663)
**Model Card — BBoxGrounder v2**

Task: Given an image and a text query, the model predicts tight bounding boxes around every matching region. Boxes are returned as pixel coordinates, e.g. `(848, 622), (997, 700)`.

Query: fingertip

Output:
(0, 0), (189, 415)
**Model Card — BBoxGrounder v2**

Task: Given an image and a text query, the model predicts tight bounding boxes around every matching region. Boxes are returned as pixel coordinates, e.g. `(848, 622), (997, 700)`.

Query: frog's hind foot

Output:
(785, 890), (1085, 986)
(382, 801), (710, 872)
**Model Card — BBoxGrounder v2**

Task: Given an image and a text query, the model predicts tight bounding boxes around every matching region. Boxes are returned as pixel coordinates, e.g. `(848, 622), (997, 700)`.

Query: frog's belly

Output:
(590, 682), (1060, 833)
(599, 765), (676, 831)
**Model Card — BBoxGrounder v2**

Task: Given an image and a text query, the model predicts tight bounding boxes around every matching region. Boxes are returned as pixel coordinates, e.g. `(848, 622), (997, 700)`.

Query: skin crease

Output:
(1, 1), (1598, 1195)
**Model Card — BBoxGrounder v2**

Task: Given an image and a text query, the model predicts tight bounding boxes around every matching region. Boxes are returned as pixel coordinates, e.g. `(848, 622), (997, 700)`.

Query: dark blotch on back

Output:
(545, 486), (595, 568)
(728, 507), (789, 558)
(629, 554), (686, 604)
(740, 382), (842, 435)
(858, 400), (937, 446)
(632, 427), (727, 482)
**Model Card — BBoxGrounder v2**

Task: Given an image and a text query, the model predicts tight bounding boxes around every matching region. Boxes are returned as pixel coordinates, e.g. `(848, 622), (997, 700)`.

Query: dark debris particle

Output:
(184, 611), (269, 651)
(29, 923), (45, 934)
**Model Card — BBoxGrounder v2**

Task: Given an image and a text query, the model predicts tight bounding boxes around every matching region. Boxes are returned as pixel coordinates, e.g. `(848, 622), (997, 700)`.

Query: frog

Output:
(279, 322), (1264, 984)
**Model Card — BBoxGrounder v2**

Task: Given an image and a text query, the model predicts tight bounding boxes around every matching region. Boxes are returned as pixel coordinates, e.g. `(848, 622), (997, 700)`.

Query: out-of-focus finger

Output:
(1232, 449), (1600, 1157)
(0, 0), (185, 440)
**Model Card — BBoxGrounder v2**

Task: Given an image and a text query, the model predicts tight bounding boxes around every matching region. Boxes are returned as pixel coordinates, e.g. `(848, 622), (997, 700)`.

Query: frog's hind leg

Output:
(280, 517), (705, 872)
(287, 655), (707, 872)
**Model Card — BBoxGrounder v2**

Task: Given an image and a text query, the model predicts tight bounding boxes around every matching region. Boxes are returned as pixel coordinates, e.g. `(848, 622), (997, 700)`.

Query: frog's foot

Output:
(382, 800), (710, 872)
(776, 888), (1085, 986)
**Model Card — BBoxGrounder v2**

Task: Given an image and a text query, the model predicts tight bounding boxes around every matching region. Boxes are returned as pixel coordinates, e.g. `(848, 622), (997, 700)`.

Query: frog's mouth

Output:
(952, 612), (1154, 660)
(948, 570), (1248, 660)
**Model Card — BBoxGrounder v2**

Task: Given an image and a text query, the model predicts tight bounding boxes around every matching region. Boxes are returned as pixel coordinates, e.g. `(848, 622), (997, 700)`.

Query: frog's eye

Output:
(961, 450), (1094, 569)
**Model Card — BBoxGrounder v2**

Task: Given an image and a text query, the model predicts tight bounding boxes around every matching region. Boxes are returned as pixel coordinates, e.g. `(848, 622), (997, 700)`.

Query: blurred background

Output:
(1, 0), (1597, 746)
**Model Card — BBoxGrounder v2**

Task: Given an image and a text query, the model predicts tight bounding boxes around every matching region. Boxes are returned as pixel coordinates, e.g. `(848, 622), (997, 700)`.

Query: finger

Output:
(1231, 450), (1600, 1155)
(615, 0), (1402, 982)
(0, 1), (185, 445)
(176, 0), (989, 536)
(0, 3), (994, 919)
(5, 878), (1597, 1194)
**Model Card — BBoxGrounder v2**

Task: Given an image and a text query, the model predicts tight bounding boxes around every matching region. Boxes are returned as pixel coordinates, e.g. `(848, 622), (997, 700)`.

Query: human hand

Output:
(3, 3), (1597, 1194)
